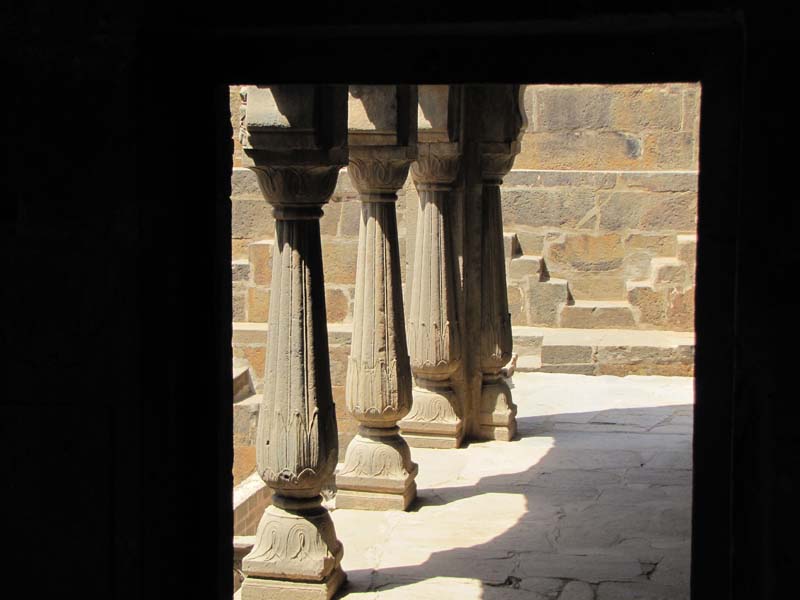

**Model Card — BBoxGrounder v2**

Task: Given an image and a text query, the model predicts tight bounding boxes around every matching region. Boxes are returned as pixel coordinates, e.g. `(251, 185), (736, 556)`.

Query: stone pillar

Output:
(335, 86), (419, 511)
(239, 85), (348, 600)
(475, 85), (527, 441)
(398, 85), (465, 449)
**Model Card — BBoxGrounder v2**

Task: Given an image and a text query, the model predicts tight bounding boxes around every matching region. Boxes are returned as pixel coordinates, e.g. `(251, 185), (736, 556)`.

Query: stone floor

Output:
(331, 372), (693, 600)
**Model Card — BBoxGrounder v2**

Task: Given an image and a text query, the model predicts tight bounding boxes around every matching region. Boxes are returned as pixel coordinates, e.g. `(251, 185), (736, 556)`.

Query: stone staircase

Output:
(232, 358), (261, 447)
(504, 231), (696, 330)
(505, 233), (575, 327)
(512, 326), (694, 376)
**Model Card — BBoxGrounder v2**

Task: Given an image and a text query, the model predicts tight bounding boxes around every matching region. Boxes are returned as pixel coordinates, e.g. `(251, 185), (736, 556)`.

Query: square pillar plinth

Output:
(479, 421), (517, 442)
(335, 483), (417, 511)
(398, 431), (464, 449)
(241, 568), (346, 600)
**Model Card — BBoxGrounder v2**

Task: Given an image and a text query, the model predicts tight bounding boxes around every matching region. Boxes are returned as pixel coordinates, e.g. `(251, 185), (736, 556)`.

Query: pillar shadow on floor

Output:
(335, 402), (693, 599)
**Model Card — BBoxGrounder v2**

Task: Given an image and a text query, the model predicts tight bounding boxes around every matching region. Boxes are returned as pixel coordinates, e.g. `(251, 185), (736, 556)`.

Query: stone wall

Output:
(230, 83), (699, 333)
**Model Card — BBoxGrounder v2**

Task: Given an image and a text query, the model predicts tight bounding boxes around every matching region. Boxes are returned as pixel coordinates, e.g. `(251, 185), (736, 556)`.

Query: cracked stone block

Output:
(652, 259), (688, 287)
(338, 199), (361, 236)
(541, 345), (594, 365)
(560, 301), (636, 329)
(248, 240), (274, 286)
(231, 168), (262, 198)
(538, 364), (597, 376)
(232, 259), (250, 281)
(515, 231), (546, 255)
(319, 201), (341, 236)
(558, 580), (594, 600)
(515, 131), (647, 171)
(598, 191), (696, 232)
(666, 287), (694, 331)
(528, 279), (572, 326)
(245, 286), (270, 323)
(231, 198), (274, 239)
(509, 255), (546, 280)
(504, 232), (523, 260)
(232, 282), (247, 321)
(516, 552), (641, 583)
(502, 187), (596, 229)
(548, 233), (625, 272)
(628, 285), (667, 327)
(624, 233), (677, 256)
(610, 88), (683, 132)
(617, 172), (697, 194)
(597, 581), (688, 600)
(324, 287), (350, 323)
(534, 86), (614, 131)
(321, 238), (359, 284)
(649, 553), (691, 588)
(565, 274), (627, 300)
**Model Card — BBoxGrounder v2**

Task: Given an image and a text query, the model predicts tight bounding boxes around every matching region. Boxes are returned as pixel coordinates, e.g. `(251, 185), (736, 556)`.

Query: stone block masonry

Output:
(233, 322), (695, 459)
(231, 83), (698, 332)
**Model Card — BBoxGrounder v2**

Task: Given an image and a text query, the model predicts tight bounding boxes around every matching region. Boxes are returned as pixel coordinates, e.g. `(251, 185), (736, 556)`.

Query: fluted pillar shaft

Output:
(239, 85), (347, 600)
(473, 84), (527, 442)
(335, 151), (418, 510)
(478, 159), (518, 441)
(399, 143), (465, 448)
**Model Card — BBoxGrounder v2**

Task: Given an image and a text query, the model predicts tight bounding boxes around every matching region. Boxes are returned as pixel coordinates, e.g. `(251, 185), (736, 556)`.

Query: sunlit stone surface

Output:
(331, 372), (693, 600)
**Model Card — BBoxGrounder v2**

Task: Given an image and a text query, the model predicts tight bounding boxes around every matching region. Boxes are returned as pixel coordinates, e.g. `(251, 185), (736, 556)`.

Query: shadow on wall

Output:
(336, 400), (693, 599)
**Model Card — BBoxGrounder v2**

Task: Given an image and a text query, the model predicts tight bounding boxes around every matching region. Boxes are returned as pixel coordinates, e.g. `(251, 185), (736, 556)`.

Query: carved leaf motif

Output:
(256, 216), (338, 494)
(407, 186), (461, 379)
(348, 158), (411, 193)
(346, 198), (412, 424)
(339, 435), (415, 479)
(403, 393), (461, 424)
(251, 166), (340, 205)
(411, 153), (460, 186)
(245, 509), (337, 567)
(480, 183), (513, 372)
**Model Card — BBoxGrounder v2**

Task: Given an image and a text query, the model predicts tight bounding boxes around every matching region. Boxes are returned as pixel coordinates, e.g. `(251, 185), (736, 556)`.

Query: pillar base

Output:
(398, 432), (463, 449)
(478, 378), (517, 442)
(241, 567), (346, 600)
(335, 427), (418, 510)
(399, 386), (464, 449)
(336, 483), (417, 511)
(242, 500), (343, 583)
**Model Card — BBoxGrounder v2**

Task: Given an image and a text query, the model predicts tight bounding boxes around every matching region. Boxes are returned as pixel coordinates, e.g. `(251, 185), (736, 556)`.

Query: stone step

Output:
(233, 393), (262, 446)
(232, 324), (693, 391)
(231, 258), (250, 282)
(528, 277), (573, 327)
(508, 254), (548, 281)
(560, 300), (637, 329)
(649, 257), (689, 288)
(233, 364), (255, 402)
(512, 326), (695, 377)
(503, 231), (522, 261)
(677, 234), (697, 284)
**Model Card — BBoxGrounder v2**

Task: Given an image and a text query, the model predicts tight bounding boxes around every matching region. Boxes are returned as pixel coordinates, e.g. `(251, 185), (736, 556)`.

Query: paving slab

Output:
(315, 372), (695, 599)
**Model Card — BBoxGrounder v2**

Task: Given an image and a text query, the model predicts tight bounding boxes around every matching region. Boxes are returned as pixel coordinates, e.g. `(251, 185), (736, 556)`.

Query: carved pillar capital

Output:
(347, 148), (415, 196)
(410, 142), (462, 189)
(249, 165), (342, 212)
(478, 145), (519, 184)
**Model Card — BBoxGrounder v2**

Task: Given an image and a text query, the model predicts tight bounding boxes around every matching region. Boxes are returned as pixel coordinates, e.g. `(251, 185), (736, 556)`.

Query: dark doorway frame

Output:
(135, 12), (743, 600)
